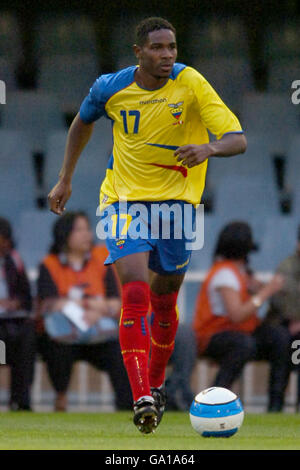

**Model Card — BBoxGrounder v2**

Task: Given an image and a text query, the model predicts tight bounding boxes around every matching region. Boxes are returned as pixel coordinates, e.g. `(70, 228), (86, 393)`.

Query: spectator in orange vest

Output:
(36, 211), (132, 411)
(193, 221), (291, 412)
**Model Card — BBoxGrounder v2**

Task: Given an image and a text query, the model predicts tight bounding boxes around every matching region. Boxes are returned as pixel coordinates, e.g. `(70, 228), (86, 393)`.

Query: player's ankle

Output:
(134, 395), (155, 405)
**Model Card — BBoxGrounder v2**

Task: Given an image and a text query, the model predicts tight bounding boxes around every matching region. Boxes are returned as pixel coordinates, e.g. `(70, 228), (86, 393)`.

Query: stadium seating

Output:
(265, 20), (300, 61)
(250, 215), (298, 271)
(189, 213), (224, 272)
(112, 14), (143, 69)
(0, 12), (22, 65)
(206, 134), (275, 192)
(241, 92), (300, 154)
(0, 130), (35, 230)
(193, 57), (254, 113)
(213, 174), (280, 222)
(188, 16), (249, 60)
(286, 134), (300, 200)
(0, 12), (21, 91)
(293, 190), (300, 218)
(37, 55), (100, 113)
(34, 14), (98, 58)
(189, 17), (252, 113)
(1, 91), (66, 153)
(18, 210), (58, 271)
(0, 57), (17, 91)
(268, 59), (300, 93)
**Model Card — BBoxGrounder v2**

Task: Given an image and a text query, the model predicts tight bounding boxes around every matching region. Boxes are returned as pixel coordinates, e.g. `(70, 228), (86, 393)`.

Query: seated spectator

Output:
(266, 225), (300, 362)
(193, 221), (291, 412)
(0, 217), (35, 411)
(36, 211), (132, 411)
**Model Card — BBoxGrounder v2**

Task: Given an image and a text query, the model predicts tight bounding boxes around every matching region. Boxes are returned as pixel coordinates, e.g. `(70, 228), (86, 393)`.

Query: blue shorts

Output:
(99, 200), (196, 275)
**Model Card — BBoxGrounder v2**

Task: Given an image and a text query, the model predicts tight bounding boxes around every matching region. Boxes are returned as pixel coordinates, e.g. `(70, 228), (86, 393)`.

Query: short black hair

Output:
(214, 221), (258, 261)
(135, 17), (176, 46)
(50, 211), (90, 254)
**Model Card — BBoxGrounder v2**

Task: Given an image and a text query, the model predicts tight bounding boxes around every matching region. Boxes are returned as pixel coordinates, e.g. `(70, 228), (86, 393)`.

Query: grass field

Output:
(0, 411), (300, 450)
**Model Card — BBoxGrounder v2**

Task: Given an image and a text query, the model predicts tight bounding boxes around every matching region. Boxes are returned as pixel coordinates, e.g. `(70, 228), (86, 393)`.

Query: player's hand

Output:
(174, 144), (214, 168)
(48, 179), (72, 215)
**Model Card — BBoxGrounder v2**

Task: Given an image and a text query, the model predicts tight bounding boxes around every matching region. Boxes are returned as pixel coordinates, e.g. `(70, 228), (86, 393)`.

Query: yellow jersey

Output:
(79, 63), (243, 209)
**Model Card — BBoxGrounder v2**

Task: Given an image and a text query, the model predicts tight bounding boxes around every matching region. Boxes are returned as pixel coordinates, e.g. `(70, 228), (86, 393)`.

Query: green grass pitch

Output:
(0, 411), (300, 450)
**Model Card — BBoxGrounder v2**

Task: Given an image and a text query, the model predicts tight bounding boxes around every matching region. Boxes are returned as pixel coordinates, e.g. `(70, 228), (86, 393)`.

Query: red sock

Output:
(119, 281), (151, 402)
(149, 290), (179, 388)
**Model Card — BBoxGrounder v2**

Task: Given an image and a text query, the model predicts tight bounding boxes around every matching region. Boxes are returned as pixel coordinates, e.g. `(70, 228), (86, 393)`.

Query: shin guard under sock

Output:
(149, 290), (179, 388)
(119, 281), (151, 402)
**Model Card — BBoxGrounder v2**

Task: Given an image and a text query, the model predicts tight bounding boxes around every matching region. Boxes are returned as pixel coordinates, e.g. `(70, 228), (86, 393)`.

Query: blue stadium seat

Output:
(268, 59), (300, 93)
(112, 15), (143, 69)
(18, 210), (58, 271)
(0, 12), (22, 64)
(0, 130), (35, 230)
(293, 189), (300, 218)
(37, 55), (100, 113)
(214, 174), (280, 221)
(206, 134), (275, 194)
(35, 14), (98, 57)
(241, 93), (300, 154)
(265, 20), (300, 60)
(250, 216), (298, 271)
(193, 57), (254, 113)
(286, 134), (300, 198)
(189, 213), (224, 271)
(1, 91), (66, 153)
(0, 57), (17, 91)
(188, 17), (249, 60)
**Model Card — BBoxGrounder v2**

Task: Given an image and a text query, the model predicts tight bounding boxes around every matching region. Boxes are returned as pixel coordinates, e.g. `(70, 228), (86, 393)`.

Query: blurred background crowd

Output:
(0, 0), (300, 412)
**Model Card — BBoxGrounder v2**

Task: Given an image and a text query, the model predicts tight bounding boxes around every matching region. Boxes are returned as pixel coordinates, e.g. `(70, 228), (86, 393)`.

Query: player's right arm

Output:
(48, 113), (94, 215)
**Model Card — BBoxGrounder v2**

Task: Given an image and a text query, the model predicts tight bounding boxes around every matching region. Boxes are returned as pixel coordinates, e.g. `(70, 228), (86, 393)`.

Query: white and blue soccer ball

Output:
(189, 387), (244, 437)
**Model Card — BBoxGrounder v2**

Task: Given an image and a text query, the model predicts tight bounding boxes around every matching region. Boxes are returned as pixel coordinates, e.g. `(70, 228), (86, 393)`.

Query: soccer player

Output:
(48, 17), (247, 434)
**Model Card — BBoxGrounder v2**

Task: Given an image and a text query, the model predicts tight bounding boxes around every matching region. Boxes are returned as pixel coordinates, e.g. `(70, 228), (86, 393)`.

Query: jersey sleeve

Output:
(79, 76), (107, 124)
(210, 268), (241, 292)
(182, 67), (243, 139)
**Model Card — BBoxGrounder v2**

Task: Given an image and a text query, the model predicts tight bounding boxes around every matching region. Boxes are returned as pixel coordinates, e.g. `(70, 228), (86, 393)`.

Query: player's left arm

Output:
(175, 69), (247, 168)
(174, 133), (247, 168)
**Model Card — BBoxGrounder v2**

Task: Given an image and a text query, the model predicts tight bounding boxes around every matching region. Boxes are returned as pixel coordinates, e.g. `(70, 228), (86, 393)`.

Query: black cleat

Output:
(133, 397), (158, 434)
(151, 387), (167, 425)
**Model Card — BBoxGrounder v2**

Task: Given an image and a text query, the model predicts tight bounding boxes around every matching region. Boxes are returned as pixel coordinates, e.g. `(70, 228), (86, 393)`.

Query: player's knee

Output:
(150, 290), (179, 321)
(122, 281), (150, 317)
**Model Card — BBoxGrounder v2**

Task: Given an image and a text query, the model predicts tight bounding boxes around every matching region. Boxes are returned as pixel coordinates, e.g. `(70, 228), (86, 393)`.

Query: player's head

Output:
(214, 221), (259, 263)
(50, 211), (93, 255)
(133, 17), (177, 79)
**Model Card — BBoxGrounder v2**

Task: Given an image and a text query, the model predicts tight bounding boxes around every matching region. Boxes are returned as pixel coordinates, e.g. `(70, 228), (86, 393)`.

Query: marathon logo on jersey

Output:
(168, 101), (184, 125)
(139, 98), (167, 105)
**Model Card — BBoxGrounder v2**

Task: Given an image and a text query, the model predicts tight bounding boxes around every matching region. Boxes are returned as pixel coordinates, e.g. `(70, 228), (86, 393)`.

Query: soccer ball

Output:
(189, 387), (244, 437)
